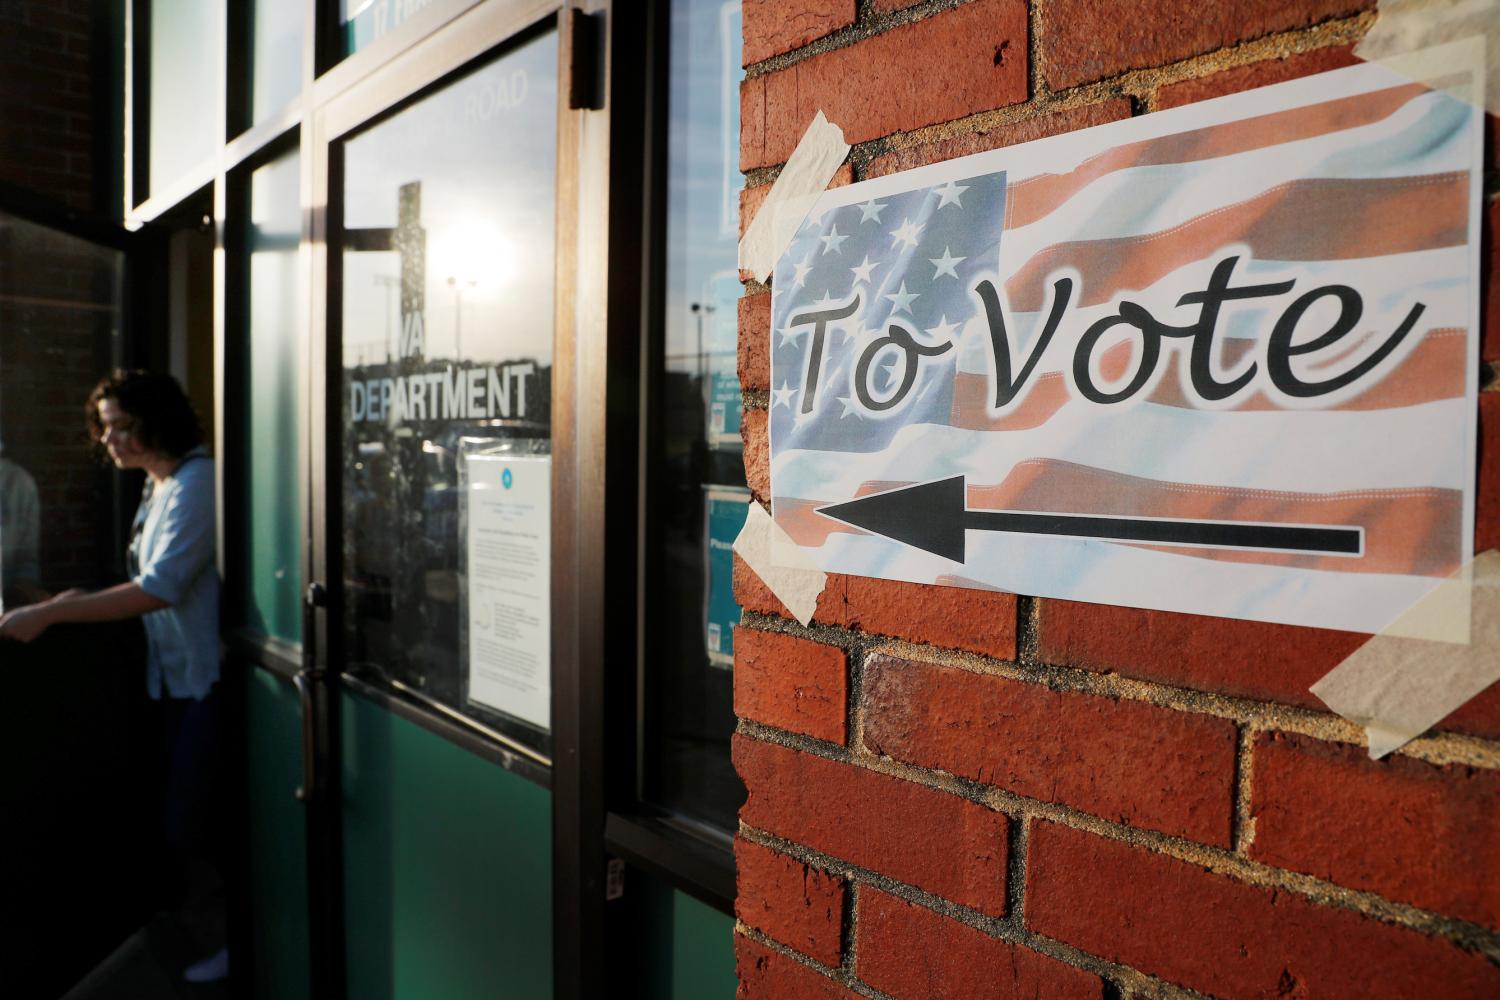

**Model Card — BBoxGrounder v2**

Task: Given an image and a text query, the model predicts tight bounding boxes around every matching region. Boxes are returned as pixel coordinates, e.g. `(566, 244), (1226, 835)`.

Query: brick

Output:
(1486, 198), (1500, 360)
(862, 654), (1237, 845)
(742, 407), (769, 501)
(1034, 599), (1500, 742)
(837, 575), (1017, 659)
(1157, 45), (1361, 109)
(741, 0), (1029, 170)
(743, 0), (856, 65)
(1481, 394), (1500, 555)
(735, 838), (846, 965)
(867, 99), (1135, 178)
(742, 77), (769, 176)
(1249, 732), (1500, 929)
(734, 734), (1009, 915)
(734, 564), (1017, 661)
(736, 937), (858, 1000)
(739, 292), (772, 392)
(1025, 821), (1500, 999)
(1041, 0), (1374, 90)
(856, 888), (1104, 1000)
(734, 627), (848, 745)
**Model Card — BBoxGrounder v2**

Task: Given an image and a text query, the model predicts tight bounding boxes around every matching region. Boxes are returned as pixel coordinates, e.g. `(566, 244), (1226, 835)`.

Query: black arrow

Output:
(814, 475), (1364, 564)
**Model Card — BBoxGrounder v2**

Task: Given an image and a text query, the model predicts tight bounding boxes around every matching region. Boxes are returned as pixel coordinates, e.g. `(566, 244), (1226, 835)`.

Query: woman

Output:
(0, 370), (226, 983)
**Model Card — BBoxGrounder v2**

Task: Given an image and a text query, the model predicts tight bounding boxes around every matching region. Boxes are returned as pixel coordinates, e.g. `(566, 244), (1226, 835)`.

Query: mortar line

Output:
(1232, 722), (1260, 855)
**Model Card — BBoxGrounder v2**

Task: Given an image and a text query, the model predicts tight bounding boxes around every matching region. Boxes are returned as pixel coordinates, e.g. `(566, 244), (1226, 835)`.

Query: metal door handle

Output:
(296, 581), (328, 802)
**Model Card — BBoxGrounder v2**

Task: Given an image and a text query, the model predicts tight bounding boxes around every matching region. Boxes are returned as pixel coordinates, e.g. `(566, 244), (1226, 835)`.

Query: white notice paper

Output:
(464, 451), (551, 730)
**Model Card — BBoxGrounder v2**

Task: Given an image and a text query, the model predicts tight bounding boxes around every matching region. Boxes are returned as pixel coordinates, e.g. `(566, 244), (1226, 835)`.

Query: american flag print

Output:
(767, 56), (1484, 635)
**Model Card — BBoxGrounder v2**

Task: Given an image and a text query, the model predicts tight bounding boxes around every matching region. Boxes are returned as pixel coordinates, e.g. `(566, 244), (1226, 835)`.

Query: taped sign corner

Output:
(1310, 549), (1500, 760)
(737, 110), (852, 283)
(1356, 0), (1497, 115)
(732, 501), (827, 627)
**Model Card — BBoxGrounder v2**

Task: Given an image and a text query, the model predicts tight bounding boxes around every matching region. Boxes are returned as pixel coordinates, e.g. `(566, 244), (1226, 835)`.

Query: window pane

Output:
(149, 0), (224, 196)
(340, 34), (557, 754)
(0, 214), (124, 604)
(341, 0), (466, 56)
(242, 150), (303, 642)
(251, 0), (304, 124)
(646, 0), (745, 831)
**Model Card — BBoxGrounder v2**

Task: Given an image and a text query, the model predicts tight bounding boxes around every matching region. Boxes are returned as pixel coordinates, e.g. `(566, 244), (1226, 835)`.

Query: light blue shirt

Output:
(129, 448), (220, 700)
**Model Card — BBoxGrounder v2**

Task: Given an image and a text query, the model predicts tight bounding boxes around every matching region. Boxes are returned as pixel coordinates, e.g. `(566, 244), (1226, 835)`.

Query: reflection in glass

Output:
(149, 0), (224, 196)
(242, 150), (302, 641)
(0, 213), (123, 606)
(250, 0), (305, 125)
(340, 33), (557, 754)
(647, 0), (746, 832)
(342, 0), (463, 56)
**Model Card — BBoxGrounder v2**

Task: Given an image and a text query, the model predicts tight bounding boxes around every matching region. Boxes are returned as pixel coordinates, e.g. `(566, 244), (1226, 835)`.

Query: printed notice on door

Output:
(463, 451), (551, 729)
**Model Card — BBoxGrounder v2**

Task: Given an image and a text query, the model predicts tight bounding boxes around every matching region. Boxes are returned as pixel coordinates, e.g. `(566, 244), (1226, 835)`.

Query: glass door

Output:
(306, 18), (566, 999)
(336, 25), (558, 763)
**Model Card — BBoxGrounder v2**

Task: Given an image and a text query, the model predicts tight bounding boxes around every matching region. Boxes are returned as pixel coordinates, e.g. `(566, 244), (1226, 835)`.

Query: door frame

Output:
(302, 2), (612, 997)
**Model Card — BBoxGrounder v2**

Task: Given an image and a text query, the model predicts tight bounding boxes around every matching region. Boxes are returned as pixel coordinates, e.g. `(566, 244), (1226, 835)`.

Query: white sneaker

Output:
(183, 946), (230, 983)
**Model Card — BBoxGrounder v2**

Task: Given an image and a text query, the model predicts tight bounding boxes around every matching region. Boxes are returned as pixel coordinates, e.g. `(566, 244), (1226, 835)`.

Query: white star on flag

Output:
(792, 252), (813, 288)
(929, 246), (966, 279)
(885, 282), (919, 315)
(835, 395), (863, 418)
(777, 326), (801, 348)
(934, 180), (969, 208)
(890, 218), (923, 250)
(771, 381), (796, 409)
(850, 255), (880, 284)
(880, 357), (903, 391)
(819, 225), (849, 255)
(924, 315), (961, 342)
(858, 198), (887, 223)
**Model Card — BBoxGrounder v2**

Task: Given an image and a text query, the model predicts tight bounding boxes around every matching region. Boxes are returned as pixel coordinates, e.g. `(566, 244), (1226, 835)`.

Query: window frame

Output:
(596, 0), (738, 915)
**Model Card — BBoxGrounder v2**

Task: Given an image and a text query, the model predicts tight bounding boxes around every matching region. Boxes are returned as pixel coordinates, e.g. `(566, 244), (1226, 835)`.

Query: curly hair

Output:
(85, 370), (204, 460)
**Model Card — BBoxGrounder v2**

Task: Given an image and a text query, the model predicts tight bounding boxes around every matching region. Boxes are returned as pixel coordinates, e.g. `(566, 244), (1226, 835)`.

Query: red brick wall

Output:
(0, 1), (123, 595)
(0, 0), (114, 213)
(0, 220), (124, 593)
(733, 3), (1500, 997)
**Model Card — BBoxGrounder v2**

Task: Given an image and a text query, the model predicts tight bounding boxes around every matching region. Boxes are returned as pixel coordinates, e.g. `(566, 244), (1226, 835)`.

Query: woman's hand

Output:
(0, 604), (55, 643)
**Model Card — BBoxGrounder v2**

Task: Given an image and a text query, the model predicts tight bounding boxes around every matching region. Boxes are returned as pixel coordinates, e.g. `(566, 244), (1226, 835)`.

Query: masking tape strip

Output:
(1310, 549), (1500, 759)
(733, 501), (827, 627)
(738, 110), (851, 283)
(1355, 0), (1495, 114)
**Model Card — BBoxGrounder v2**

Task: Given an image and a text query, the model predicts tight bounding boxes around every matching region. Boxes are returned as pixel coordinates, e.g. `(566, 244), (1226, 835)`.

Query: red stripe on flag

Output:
(1005, 83), (1431, 230)
(1004, 173), (1469, 312)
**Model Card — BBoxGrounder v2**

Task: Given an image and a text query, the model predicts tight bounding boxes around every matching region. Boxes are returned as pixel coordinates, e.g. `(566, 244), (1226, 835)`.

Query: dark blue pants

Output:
(157, 684), (225, 958)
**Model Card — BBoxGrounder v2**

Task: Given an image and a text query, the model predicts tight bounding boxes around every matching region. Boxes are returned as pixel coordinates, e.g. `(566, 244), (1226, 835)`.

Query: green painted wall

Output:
(638, 876), (738, 999)
(340, 691), (553, 999)
(244, 666), (312, 1000)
